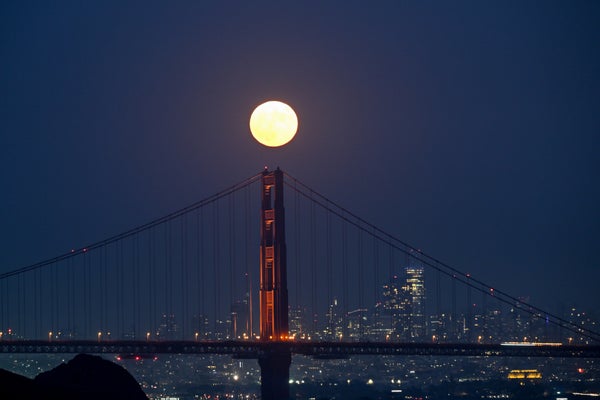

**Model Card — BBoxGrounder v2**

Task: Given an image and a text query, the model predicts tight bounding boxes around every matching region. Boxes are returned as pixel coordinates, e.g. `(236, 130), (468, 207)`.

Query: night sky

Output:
(1, 2), (599, 315)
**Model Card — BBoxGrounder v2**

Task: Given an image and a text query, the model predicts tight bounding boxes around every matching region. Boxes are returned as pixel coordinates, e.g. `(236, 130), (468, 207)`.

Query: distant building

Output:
(382, 266), (426, 341)
(382, 275), (411, 340)
(322, 298), (345, 340)
(289, 306), (307, 339)
(406, 267), (426, 339)
(157, 314), (178, 340)
(507, 369), (542, 380)
(230, 299), (250, 339)
(381, 267), (427, 341)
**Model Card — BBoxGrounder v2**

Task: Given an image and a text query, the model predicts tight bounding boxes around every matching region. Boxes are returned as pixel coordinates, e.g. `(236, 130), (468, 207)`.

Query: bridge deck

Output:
(1, 340), (599, 358)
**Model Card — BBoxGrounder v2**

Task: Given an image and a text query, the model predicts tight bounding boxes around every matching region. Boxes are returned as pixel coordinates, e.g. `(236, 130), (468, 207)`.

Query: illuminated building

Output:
(382, 275), (411, 340)
(381, 266), (426, 341)
(346, 308), (369, 340)
(157, 314), (178, 340)
(288, 306), (307, 339)
(324, 298), (343, 340)
(406, 267), (426, 339)
(507, 369), (542, 380)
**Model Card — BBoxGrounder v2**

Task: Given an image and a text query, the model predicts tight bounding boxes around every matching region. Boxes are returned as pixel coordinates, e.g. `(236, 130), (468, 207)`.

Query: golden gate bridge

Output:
(1, 168), (599, 399)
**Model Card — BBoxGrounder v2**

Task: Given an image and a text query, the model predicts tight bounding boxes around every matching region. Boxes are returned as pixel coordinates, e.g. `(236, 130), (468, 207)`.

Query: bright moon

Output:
(249, 101), (298, 147)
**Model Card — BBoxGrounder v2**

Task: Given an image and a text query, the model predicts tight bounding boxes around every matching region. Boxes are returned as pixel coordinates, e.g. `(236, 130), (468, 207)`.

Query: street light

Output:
(146, 332), (150, 341)
(97, 331), (102, 342)
(48, 331), (53, 342)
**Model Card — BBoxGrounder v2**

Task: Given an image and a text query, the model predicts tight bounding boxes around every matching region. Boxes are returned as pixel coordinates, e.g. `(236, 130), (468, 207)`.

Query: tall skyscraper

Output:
(382, 266), (426, 341)
(406, 266), (426, 339)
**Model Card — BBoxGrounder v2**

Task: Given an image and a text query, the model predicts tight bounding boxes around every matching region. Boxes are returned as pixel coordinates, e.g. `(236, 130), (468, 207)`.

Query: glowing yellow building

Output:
(507, 369), (542, 380)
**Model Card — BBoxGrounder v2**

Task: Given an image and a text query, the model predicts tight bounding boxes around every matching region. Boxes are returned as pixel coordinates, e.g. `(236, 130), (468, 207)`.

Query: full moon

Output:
(249, 101), (298, 147)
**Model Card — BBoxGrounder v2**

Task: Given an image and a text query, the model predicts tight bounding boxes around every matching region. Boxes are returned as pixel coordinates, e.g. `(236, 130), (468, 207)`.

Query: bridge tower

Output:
(258, 168), (291, 400)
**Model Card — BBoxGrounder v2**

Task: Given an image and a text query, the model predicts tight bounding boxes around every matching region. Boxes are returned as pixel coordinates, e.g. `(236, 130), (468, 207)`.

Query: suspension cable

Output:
(0, 172), (262, 281)
(283, 171), (600, 343)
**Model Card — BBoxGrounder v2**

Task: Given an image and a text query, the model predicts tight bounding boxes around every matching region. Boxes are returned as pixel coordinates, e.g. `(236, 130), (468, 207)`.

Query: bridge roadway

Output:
(1, 340), (599, 358)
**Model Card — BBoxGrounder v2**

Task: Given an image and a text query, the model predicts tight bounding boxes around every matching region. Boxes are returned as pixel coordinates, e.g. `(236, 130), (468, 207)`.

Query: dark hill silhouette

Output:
(0, 368), (45, 399)
(0, 353), (148, 400)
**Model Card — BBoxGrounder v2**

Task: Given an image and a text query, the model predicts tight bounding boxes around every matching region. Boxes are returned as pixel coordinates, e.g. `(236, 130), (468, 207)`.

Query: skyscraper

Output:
(382, 275), (411, 340)
(406, 266), (426, 339)
(382, 266), (426, 341)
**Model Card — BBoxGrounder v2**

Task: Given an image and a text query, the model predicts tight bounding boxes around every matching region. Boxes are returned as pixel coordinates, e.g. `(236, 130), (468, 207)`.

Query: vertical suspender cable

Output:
(119, 241), (125, 338)
(133, 236), (138, 338)
(180, 216), (186, 340)
(245, 185), (253, 338)
(17, 274), (22, 338)
(310, 192), (317, 334)
(80, 259), (84, 337)
(213, 202), (218, 337)
(33, 269), (38, 339)
(436, 269), (441, 324)
(373, 234), (379, 327)
(163, 223), (168, 335)
(69, 257), (74, 338)
(326, 206), (332, 327)
(198, 207), (204, 337)
(466, 276), (472, 342)
(358, 230), (364, 337)
(389, 245), (393, 333)
(452, 277), (456, 340)
(294, 182), (300, 315)
(342, 217), (348, 340)
(168, 221), (173, 332)
(150, 229), (155, 337)
(102, 245), (106, 335)
(185, 214), (190, 340)
(228, 194), (234, 337)
(481, 288), (487, 341)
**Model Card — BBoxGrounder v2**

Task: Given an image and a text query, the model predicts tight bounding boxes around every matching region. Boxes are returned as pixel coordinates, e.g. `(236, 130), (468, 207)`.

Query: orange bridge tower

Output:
(258, 168), (291, 400)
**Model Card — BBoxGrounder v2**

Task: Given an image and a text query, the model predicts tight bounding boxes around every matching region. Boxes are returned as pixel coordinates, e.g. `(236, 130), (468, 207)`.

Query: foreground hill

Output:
(0, 353), (148, 400)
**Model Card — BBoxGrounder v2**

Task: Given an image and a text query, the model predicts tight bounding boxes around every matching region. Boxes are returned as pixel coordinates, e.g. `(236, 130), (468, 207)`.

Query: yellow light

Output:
(507, 369), (542, 380)
(249, 101), (298, 147)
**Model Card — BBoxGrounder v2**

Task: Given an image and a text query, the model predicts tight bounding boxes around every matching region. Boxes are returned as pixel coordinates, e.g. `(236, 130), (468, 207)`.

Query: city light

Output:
(501, 342), (563, 347)
(507, 369), (542, 379)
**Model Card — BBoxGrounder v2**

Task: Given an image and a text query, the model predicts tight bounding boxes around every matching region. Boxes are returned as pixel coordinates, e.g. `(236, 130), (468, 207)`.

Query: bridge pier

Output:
(258, 349), (291, 400)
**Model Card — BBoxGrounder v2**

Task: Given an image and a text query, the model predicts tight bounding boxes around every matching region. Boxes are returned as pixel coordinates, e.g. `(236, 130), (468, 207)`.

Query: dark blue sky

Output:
(1, 2), (599, 314)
